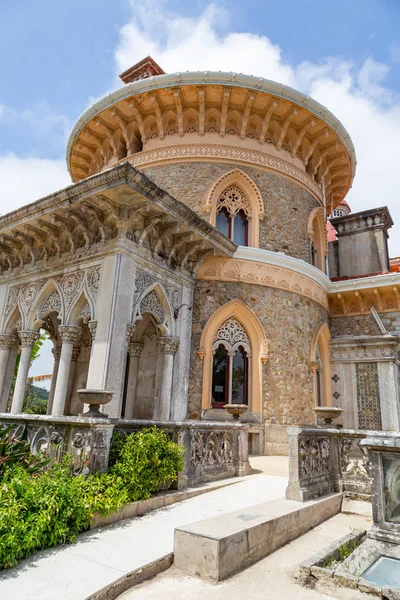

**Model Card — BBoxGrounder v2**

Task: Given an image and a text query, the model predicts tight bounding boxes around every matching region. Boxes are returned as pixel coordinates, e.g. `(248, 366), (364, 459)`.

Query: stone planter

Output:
(313, 406), (343, 425)
(223, 404), (249, 420)
(78, 389), (113, 418)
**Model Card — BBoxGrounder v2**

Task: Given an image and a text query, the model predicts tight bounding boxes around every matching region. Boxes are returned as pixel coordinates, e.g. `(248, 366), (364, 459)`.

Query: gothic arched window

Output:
(215, 186), (250, 246)
(211, 317), (250, 408)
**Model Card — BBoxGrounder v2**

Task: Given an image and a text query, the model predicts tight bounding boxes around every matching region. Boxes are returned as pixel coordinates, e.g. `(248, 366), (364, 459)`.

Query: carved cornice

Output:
(198, 255), (328, 310)
(330, 336), (400, 363)
(67, 72), (355, 205)
(130, 143), (322, 205)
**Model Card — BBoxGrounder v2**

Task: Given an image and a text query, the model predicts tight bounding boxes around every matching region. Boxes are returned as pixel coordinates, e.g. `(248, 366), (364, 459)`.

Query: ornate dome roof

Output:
(66, 63), (356, 208)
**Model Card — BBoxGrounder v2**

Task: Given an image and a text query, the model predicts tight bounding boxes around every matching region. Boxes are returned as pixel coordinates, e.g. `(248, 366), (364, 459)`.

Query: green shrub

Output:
(0, 427), (184, 569)
(0, 425), (49, 478)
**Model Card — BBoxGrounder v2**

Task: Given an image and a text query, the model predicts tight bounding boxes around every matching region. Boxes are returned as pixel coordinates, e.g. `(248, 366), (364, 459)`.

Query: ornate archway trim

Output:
(308, 207), (328, 256)
(198, 299), (268, 413)
(198, 255), (328, 310)
(130, 143), (323, 206)
(203, 168), (264, 248)
(309, 322), (332, 408)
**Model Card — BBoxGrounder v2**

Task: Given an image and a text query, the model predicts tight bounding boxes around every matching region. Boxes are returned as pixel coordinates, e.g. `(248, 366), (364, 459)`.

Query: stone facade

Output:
(330, 315), (381, 338)
(144, 162), (319, 262)
(189, 279), (327, 453)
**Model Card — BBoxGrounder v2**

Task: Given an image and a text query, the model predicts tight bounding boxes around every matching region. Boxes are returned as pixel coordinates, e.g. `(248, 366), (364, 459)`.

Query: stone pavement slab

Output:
(0, 466), (287, 600)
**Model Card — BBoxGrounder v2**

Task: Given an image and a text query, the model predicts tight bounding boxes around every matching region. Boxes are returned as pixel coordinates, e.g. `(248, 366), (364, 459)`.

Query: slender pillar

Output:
(0, 334), (17, 412)
(46, 346), (61, 415)
(10, 331), (40, 414)
(64, 346), (81, 415)
(159, 337), (180, 421)
(125, 342), (143, 419)
(52, 326), (80, 416)
(0, 343), (18, 412)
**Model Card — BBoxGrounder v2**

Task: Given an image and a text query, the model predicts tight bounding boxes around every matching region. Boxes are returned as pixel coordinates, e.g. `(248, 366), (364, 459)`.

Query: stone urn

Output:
(313, 406), (343, 426)
(78, 389), (113, 418)
(223, 403), (249, 420)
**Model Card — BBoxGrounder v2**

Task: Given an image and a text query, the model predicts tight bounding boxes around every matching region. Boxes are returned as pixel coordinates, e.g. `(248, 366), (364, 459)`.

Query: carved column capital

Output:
(160, 337), (180, 355)
(19, 330), (40, 347)
(0, 334), (18, 350)
(128, 342), (143, 358)
(88, 320), (97, 342)
(59, 325), (81, 345)
(310, 361), (318, 373)
(51, 346), (62, 361)
(71, 347), (81, 362)
(126, 323), (137, 344)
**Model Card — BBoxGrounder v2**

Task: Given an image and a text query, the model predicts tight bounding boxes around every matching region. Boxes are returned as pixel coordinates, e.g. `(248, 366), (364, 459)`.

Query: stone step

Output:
(174, 492), (343, 582)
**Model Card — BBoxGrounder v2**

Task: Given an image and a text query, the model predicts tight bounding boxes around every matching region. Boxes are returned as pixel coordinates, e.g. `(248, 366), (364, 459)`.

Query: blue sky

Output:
(1, 0), (400, 380)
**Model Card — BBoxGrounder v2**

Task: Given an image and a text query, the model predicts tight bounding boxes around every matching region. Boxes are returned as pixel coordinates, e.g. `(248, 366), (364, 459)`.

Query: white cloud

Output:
(115, 0), (400, 256)
(0, 102), (71, 148)
(0, 154), (70, 215)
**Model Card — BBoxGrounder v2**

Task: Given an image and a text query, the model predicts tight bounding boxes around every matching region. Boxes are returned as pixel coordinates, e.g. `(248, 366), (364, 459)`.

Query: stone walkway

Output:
(121, 512), (372, 600)
(0, 457), (287, 600)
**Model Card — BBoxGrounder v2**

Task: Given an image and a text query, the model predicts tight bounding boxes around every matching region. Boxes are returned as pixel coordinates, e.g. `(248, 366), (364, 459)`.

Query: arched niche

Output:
(198, 299), (268, 413)
(134, 283), (174, 337)
(308, 207), (328, 273)
(310, 322), (332, 408)
(204, 169), (265, 248)
(67, 291), (93, 326)
(27, 279), (64, 331)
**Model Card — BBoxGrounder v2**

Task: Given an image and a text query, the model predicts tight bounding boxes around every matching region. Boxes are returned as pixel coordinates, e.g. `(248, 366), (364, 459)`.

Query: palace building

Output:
(0, 57), (399, 455)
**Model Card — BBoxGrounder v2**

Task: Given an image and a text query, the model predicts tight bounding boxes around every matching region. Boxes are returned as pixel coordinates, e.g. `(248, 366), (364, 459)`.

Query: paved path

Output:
(0, 457), (287, 600)
(121, 512), (373, 600)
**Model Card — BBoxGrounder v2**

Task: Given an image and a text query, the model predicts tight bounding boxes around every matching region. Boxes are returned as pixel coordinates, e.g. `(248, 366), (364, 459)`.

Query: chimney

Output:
(119, 56), (165, 84)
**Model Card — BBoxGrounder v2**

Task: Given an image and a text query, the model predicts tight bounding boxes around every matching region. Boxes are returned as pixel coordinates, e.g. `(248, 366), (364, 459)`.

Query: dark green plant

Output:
(0, 425), (49, 478)
(0, 427), (184, 569)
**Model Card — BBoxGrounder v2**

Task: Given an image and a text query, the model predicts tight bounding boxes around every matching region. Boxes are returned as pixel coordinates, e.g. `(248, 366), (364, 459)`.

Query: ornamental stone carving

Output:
(22, 283), (37, 309)
(4, 286), (20, 320)
(128, 342), (144, 357)
(217, 185), (251, 217)
(213, 317), (250, 353)
(19, 330), (40, 347)
(39, 290), (62, 318)
(160, 337), (180, 355)
(88, 321), (97, 342)
(298, 437), (330, 480)
(87, 266), (101, 298)
(191, 430), (235, 467)
(71, 347), (81, 362)
(140, 290), (164, 322)
(126, 323), (137, 344)
(59, 325), (81, 345)
(78, 301), (91, 323)
(52, 346), (62, 361)
(0, 334), (17, 350)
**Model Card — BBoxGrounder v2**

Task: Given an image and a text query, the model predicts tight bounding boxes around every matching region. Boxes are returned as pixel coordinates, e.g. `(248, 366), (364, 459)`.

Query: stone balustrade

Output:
(0, 414), (250, 488)
(286, 426), (372, 502)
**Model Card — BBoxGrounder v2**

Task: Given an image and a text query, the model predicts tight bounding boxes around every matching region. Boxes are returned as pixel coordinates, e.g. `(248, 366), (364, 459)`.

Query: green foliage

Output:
(322, 539), (359, 569)
(0, 427), (184, 569)
(0, 425), (49, 478)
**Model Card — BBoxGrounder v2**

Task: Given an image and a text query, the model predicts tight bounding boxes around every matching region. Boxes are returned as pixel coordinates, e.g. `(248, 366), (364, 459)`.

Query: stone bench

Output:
(174, 493), (342, 581)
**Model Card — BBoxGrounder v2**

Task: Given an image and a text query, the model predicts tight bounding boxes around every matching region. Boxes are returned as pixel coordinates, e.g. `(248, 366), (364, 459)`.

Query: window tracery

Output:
(216, 186), (250, 247)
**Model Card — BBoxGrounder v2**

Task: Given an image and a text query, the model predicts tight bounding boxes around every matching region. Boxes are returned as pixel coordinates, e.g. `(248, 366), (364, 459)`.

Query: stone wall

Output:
(330, 315), (381, 337)
(143, 162), (319, 262)
(189, 280), (328, 442)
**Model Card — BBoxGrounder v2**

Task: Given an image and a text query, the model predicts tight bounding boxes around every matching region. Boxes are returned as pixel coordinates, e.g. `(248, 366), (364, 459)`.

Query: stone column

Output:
(52, 326), (80, 416)
(86, 255), (137, 417)
(64, 346), (81, 415)
(159, 337), (180, 421)
(46, 346), (61, 415)
(170, 285), (194, 421)
(0, 334), (17, 412)
(10, 331), (40, 414)
(125, 342), (143, 419)
(0, 343), (18, 412)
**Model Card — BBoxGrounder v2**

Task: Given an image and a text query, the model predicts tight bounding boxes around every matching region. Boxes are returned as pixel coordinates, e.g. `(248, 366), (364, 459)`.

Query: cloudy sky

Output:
(1, 0), (400, 379)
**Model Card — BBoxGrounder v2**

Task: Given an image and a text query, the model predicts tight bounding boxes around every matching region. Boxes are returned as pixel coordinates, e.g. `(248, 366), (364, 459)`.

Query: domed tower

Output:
(66, 57), (356, 453)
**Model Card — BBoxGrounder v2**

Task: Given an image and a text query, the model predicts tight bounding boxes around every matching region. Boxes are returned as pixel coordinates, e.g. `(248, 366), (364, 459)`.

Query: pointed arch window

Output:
(211, 317), (250, 408)
(215, 186), (250, 246)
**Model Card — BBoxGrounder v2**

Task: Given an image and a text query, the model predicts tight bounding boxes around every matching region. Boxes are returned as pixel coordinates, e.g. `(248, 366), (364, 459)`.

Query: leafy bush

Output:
(0, 427), (183, 569)
(0, 425), (49, 478)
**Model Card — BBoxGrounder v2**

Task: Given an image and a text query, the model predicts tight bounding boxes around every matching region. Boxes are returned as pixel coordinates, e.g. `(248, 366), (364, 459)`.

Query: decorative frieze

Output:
(330, 336), (400, 363)
(198, 256), (328, 309)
